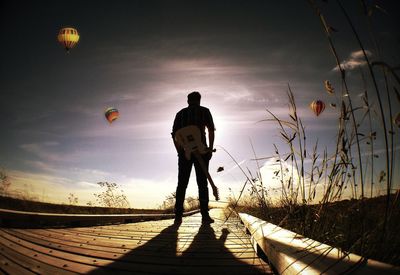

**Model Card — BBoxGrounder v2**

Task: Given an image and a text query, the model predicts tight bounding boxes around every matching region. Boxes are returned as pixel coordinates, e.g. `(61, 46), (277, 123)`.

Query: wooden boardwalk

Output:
(0, 208), (274, 274)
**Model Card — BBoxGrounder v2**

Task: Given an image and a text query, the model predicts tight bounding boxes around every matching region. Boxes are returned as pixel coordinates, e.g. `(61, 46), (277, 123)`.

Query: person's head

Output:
(187, 91), (201, 105)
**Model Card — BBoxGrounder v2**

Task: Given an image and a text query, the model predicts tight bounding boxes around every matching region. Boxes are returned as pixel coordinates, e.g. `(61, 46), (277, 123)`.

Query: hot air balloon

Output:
(324, 80), (334, 94)
(310, 100), (325, 116)
(105, 107), (119, 123)
(57, 27), (80, 52)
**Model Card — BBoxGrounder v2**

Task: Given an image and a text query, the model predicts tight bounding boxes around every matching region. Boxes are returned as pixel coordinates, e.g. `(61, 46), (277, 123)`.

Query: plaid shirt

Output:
(172, 104), (215, 146)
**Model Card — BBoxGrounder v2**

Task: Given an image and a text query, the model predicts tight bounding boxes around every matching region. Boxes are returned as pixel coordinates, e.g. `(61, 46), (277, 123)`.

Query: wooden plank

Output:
(5, 228), (260, 262)
(0, 208), (199, 228)
(0, 236), (101, 274)
(91, 265), (270, 275)
(8, 228), (256, 256)
(48, 228), (252, 247)
(0, 242), (78, 274)
(38, 228), (254, 249)
(240, 212), (400, 275)
(67, 225), (252, 240)
(0, 252), (36, 275)
(1, 229), (264, 267)
(0, 208), (273, 274)
(1, 230), (268, 274)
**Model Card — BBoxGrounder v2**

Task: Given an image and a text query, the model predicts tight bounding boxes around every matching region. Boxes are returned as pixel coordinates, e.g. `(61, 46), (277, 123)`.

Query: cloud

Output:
(333, 50), (373, 71)
(19, 142), (65, 162)
(6, 168), (149, 206)
(6, 169), (75, 203)
(23, 160), (58, 173)
(10, 169), (178, 208)
(19, 141), (93, 165)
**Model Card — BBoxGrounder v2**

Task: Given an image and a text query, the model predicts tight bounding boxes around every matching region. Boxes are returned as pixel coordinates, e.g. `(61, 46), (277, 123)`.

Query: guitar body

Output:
(175, 125), (207, 160)
(175, 125), (219, 201)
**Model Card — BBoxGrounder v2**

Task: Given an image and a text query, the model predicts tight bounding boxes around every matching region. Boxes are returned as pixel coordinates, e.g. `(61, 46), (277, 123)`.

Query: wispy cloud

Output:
(19, 142), (64, 162)
(7, 169), (75, 203)
(333, 50), (373, 71)
(6, 168), (179, 208)
(19, 141), (99, 166)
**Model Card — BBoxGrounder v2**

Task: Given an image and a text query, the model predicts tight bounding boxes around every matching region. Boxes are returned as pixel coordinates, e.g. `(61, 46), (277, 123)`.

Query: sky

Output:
(1, 0), (399, 208)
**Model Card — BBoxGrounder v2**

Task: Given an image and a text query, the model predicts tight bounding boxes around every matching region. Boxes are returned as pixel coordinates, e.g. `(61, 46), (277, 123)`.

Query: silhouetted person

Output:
(171, 91), (215, 224)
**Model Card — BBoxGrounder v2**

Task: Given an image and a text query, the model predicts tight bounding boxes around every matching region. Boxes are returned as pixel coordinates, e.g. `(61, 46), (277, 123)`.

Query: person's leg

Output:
(193, 154), (210, 217)
(175, 154), (193, 218)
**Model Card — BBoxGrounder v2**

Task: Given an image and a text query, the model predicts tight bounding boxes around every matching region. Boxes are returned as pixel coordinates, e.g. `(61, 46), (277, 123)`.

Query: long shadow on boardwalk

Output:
(89, 222), (270, 275)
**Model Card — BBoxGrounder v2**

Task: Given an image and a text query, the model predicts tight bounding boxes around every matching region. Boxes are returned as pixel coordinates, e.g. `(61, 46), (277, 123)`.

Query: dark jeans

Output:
(175, 152), (210, 217)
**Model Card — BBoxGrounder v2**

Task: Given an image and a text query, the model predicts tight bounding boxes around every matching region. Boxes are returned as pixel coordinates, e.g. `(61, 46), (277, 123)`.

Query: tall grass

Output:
(308, 0), (399, 242)
(228, 82), (399, 263)
(227, 0), (399, 264)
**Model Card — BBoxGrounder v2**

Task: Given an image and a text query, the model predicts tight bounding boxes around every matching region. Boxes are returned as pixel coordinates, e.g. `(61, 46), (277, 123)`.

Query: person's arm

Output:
(208, 129), (215, 150)
(172, 135), (180, 153)
(205, 108), (215, 152)
(172, 113), (180, 154)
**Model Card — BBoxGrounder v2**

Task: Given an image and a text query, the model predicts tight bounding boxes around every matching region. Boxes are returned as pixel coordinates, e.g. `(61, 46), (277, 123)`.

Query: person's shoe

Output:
(202, 215), (214, 224)
(174, 216), (182, 225)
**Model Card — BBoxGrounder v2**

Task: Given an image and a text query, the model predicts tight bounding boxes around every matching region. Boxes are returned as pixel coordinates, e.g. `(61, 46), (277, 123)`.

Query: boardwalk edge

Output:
(238, 212), (400, 275)
(0, 208), (200, 228)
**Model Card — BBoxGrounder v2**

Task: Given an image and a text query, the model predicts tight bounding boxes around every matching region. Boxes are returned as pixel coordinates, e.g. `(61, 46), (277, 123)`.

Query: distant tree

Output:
(162, 192), (176, 210)
(161, 193), (199, 211)
(68, 193), (78, 205)
(0, 170), (11, 196)
(185, 196), (199, 210)
(93, 182), (130, 208)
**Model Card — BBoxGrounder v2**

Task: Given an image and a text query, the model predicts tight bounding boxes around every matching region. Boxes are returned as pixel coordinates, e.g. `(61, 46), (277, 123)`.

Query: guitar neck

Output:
(192, 150), (219, 201)
(193, 152), (215, 187)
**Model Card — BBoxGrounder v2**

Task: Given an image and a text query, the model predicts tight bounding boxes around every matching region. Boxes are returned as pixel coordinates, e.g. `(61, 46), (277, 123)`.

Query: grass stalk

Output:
(335, 0), (391, 241)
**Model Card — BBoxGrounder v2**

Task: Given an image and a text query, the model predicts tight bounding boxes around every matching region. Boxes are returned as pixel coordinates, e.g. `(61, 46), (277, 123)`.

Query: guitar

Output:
(175, 125), (219, 201)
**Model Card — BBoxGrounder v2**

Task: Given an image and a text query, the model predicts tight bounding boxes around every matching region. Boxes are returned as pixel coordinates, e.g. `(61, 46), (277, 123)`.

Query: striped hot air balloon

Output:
(324, 80), (334, 94)
(105, 107), (119, 123)
(57, 27), (80, 52)
(310, 100), (325, 117)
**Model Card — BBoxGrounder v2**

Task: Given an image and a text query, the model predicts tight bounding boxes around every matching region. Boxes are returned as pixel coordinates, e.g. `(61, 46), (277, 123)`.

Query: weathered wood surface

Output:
(0, 209), (273, 274)
(239, 212), (400, 275)
(0, 208), (200, 228)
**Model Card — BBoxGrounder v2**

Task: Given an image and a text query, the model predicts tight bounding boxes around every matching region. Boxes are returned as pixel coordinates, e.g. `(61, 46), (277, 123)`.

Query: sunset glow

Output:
(1, 0), (399, 209)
